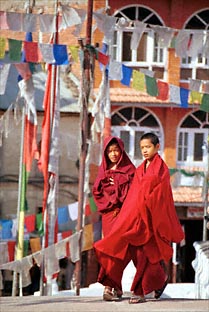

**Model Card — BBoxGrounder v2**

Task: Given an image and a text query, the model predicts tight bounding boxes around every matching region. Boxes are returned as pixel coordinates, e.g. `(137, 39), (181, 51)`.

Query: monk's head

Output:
(139, 132), (160, 161)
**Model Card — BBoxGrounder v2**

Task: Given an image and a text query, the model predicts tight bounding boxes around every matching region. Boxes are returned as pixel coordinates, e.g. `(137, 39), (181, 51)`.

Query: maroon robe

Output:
(92, 136), (135, 236)
(94, 153), (185, 295)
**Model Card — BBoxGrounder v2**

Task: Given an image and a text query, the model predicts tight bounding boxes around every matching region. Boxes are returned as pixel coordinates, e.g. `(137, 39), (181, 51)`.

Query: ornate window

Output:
(112, 5), (166, 79)
(181, 9), (209, 82)
(111, 106), (163, 166)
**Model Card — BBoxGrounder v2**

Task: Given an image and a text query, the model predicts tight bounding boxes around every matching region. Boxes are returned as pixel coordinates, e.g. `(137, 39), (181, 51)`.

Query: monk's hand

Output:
(109, 177), (114, 185)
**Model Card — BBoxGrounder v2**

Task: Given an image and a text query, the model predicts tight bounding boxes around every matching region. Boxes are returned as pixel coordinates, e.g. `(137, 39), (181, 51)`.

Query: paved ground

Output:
(1, 295), (209, 312)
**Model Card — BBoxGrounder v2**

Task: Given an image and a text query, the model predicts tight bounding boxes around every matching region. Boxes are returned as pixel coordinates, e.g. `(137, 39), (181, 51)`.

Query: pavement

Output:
(1, 294), (209, 312)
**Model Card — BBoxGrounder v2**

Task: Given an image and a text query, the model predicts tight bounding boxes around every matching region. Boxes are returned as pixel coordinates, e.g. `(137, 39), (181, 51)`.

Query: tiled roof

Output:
(172, 186), (207, 205)
(108, 87), (166, 103)
(94, 87), (165, 104)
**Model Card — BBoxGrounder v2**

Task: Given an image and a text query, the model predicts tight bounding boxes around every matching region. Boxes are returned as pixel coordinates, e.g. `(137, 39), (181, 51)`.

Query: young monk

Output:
(92, 136), (135, 300)
(94, 132), (184, 303)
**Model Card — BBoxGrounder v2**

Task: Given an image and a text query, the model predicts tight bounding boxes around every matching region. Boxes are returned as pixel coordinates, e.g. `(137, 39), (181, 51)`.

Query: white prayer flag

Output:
(22, 13), (37, 32)
(131, 21), (147, 50)
(108, 60), (123, 80)
(169, 84), (181, 104)
(0, 64), (10, 95)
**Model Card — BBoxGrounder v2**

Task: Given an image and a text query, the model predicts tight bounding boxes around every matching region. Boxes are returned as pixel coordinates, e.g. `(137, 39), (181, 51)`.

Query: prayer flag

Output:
(68, 45), (79, 62)
(157, 80), (169, 101)
(24, 41), (42, 63)
(58, 206), (70, 224)
(53, 44), (68, 65)
(89, 196), (97, 213)
(8, 39), (22, 61)
(98, 51), (109, 66)
(169, 84), (181, 104)
(180, 88), (189, 108)
(0, 12), (9, 29)
(24, 214), (36, 233)
(188, 91), (203, 104)
(200, 94), (209, 112)
(145, 75), (158, 97)
(132, 70), (146, 92)
(82, 224), (93, 251)
(0, 37), (6, 59)
(120, 65), (132, 86)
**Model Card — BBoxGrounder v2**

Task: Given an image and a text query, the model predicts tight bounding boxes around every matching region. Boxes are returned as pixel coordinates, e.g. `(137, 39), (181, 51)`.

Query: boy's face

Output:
(106, 143), (122, 164)
(140, 138), (160, 161)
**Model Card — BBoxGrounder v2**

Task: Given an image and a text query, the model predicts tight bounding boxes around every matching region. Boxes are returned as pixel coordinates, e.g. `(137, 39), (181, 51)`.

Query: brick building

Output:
(0, 0), (208, 291)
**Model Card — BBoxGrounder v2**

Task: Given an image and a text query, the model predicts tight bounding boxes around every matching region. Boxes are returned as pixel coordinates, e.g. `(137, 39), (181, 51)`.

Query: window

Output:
(112, 6), (166, 76)
(181, 9), (209, 83)
(111, 106), (163, 166)
(177, 110), (209, 167)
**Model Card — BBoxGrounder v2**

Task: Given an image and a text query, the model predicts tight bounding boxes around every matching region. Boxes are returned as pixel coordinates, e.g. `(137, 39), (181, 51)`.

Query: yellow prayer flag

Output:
(68, 45), (79, 63)
(82, 224), (93, 251)
(132, 70), (146, 92)
(0, 37), (6, 59)
(188, 90), (203, 105)
(30, 237), (41, 253)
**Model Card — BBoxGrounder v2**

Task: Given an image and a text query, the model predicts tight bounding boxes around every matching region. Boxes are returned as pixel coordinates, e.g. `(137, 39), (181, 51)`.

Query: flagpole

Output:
(75, 0), (94, 296)
(12, 105), (25, 297)
(39, 0), (60, 296)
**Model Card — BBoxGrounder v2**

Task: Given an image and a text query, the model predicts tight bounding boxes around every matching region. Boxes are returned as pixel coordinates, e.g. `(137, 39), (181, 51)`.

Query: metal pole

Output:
(202, 134), (209, 241)
(12, 105), (25, 297)
(75, 0), (93, 296)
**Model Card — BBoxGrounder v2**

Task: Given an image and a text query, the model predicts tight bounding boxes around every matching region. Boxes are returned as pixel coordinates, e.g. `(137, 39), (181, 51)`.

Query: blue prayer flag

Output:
(180, 88), (189, 108)
(120, 65), (133, 86)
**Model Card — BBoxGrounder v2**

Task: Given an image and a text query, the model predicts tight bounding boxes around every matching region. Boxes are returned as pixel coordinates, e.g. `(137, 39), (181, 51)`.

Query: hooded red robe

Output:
(92, 136), (135, 236)
(94, 153), (185, 295)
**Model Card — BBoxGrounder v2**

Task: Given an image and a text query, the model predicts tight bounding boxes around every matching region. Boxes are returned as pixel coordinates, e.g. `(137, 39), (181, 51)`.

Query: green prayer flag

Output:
(8, 39), (22, 61)
(145, 75), (158, 97)
(36, 213), (44, 235)
(89, 196), (97, 213)
(200, 94), (209, 112)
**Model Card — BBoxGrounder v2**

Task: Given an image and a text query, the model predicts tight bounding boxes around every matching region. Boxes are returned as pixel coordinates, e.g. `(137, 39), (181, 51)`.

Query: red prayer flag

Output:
(24, 41), (42, 63)
(98, 51), (109, 65)
(24, 214), (36, 232)
(7, 241), (16, 261)
(156, 80), (169, 101)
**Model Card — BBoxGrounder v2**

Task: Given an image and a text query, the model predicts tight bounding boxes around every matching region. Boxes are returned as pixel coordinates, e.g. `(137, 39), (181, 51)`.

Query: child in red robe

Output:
(92, 136), (135, 300)
(94, 133), (185, 303)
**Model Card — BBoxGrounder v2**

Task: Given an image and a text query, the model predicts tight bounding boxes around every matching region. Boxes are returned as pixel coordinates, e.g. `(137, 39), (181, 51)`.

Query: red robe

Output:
(94, 154), (185, 295)
(92, 136), (135, 236)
